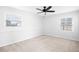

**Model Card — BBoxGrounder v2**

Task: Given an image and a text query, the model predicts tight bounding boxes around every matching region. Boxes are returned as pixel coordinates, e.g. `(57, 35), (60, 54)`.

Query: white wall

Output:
(0, 6), (43, 47)
(43, 11), (79, 40)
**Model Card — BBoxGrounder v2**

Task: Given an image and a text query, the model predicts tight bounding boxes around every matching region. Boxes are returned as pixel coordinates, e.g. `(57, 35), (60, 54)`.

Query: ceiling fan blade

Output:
(36, 8), (42, 11)
(37, 12), (43, 14)
(46, 6), (52, 11)
(47, 10), (55, 12)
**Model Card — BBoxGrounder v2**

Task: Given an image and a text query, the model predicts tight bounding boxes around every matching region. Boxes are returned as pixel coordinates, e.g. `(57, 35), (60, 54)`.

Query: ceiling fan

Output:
(36, 6), (55, 15)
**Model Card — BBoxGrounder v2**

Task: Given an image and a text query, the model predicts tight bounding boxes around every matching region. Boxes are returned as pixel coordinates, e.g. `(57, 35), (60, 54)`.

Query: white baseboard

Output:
(0, 34), (79, 47)
(0, 34), (42, 47)
(44, 34), (79, 41)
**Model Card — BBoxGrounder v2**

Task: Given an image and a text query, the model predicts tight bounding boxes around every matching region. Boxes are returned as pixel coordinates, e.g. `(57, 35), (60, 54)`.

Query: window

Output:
(6, 15), (21, 27)
(61, 17), (72, 31)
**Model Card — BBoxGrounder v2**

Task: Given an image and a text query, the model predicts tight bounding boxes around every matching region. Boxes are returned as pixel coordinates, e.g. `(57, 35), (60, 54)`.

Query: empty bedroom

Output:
(0, 6), (79, 52)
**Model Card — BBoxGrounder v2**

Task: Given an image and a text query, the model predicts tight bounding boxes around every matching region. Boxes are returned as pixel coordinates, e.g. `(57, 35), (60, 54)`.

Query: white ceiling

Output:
(11, 6), (79, 15)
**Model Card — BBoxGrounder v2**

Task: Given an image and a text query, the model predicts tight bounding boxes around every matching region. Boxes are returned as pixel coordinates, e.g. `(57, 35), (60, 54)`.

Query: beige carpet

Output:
(0, 35), (79, 52)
